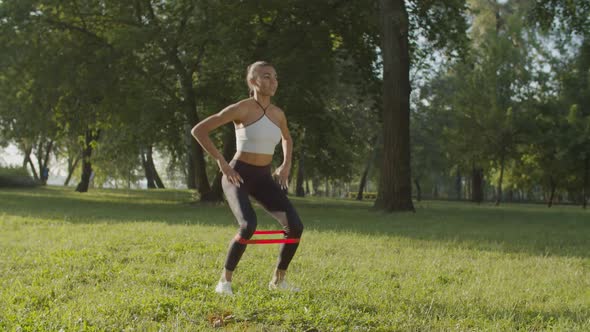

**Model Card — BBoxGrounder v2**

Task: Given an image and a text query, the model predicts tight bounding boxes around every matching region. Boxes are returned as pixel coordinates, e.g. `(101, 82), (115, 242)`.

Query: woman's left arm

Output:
(275, 110), (292, 190)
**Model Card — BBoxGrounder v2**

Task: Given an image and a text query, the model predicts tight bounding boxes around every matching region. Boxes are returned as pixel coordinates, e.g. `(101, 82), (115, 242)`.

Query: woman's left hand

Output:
(273, 164), (290, 190)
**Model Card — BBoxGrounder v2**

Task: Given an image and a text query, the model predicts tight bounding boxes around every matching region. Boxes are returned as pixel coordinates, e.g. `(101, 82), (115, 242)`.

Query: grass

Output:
(0, 186), (589, 331)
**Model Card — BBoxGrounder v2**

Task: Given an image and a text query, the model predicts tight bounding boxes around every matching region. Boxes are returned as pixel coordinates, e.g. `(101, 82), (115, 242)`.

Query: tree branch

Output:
(191, 39), (209, 75)
(42, 17), (115, 50)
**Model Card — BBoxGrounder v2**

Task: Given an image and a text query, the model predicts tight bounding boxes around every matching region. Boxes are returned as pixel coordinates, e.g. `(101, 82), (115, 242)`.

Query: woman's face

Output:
(252, 66), (278, 97)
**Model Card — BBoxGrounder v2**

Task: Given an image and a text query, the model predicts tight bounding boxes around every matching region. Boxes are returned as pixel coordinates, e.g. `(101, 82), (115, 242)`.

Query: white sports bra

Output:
(235, 101), (282, 155)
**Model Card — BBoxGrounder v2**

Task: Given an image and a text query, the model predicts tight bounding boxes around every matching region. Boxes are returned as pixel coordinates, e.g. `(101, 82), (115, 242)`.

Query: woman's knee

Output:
(286, 210), (304, 237)
(239, 217), (257, 239)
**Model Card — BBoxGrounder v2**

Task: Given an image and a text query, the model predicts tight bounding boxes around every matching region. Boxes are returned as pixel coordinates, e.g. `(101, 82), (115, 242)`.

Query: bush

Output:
(0, 166), (39, 188)
(347, 191), (378, 200)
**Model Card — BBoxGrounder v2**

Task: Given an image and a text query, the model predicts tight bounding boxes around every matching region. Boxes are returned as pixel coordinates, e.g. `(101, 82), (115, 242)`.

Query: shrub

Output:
(347, 191), (377, 200)
(0, 166), (39, 188)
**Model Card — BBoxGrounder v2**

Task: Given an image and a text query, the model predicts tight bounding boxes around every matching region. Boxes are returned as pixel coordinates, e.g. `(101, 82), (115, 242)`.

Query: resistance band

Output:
(235, 230), (300, 244)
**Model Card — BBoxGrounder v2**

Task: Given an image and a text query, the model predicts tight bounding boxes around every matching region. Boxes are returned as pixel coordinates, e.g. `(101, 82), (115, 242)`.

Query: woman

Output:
(192, 61), (304, 295)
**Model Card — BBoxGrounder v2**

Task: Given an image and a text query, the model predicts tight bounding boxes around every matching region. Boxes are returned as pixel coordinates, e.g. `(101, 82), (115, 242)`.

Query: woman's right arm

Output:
(191, 104), (244, 186)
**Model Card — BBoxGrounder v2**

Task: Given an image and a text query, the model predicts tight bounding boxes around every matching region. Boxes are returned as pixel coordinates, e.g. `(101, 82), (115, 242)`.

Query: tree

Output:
(376, 0), (469, 211)
(417, 0), (537, 204)
(559, 38), (590, 208)
(376, 0), (413, 211)
(0, 1), (65, 185)
(528, 1), (589, 207)
(532, 0), (590, 36)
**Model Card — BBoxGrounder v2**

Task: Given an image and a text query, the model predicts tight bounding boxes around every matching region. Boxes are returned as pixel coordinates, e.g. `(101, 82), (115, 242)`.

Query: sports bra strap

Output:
(254, 99), (270, 114)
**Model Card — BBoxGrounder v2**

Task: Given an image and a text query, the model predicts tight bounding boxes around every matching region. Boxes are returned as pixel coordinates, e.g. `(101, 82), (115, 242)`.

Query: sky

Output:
(0, 144), (22, 166)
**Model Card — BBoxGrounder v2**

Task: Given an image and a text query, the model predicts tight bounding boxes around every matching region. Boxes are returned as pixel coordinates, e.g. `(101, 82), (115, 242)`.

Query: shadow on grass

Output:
(402, 297), (589, 330)
(1, 187), (589, 258)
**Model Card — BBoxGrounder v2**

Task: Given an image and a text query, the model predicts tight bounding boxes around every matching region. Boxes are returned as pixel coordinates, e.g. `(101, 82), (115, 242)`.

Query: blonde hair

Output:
(246, 61), (273, 97)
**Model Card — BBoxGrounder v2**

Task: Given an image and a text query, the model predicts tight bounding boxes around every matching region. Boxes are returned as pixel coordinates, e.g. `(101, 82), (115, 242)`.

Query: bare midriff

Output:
(233, 151), (273, 166)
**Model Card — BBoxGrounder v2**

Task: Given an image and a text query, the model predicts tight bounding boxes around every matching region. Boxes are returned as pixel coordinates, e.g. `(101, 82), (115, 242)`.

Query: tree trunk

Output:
(148, 146), (165, 189)
(583, 156), (588, 209)
(495, 153), (505, 206)
(168, 49), (210, 197)
(185, 125), (197, 190)
(357, 135), (380, 201)
(207, 169), (224, 202)
(34, 139), (53, 185)
(312, 178), (319, 196)
(75, 130), (99, 193)
(375, 0), (414, 212)
(186, 91), (211, 195)
(141, 145), (164, 189)
(548, 176), (556, 208)
(41, 140), (53, 185)
(64, 153), (81, 186)
(433, 182), (439, 199)
(21, 146), (29, 169)
(22, 144), (39, 180)
(295, 153), (305, 197)
(187, 115), (210, 196)
(455, 169), (462, 200)
(24, 155), (40, 181)
(75, 157), (92, 193)
(27, 157), (39, 180)
(357, 163), (370, 201)
(207, 125), (235, 202)
(141, 147), (157, 189)
(414, 178), (422, 202)
(471, 167), (484, 204)
(35, 139), (43, 181)
(305, 179), (310, 195)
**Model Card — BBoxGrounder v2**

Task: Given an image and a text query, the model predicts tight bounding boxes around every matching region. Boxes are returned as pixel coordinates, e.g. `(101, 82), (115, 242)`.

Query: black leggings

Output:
(222, 160), (304, 272)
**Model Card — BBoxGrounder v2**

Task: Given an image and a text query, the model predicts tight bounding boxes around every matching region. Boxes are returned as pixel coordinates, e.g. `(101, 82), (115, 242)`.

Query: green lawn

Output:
(1, 187), (589, 331)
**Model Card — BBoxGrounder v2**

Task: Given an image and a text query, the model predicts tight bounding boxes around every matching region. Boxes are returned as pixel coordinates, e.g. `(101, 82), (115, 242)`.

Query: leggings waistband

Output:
(231, 159), (271, 172)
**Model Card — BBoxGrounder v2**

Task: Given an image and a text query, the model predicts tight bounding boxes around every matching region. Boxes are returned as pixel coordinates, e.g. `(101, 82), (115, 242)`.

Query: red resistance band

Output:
(235, 230), (300, 244)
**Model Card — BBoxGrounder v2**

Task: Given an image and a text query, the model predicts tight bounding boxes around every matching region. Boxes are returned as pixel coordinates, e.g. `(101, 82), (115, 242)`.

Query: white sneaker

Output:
(268, 279), (300, 292)
(215, 278), (233, 296)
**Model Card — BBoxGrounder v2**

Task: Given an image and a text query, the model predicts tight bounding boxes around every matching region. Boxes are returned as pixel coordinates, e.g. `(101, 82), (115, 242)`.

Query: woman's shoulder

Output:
(269, 105), (285, 120)
(270, 104), (284, 113)
(234, 98), (254, 108)
(222, 99), (251, 115)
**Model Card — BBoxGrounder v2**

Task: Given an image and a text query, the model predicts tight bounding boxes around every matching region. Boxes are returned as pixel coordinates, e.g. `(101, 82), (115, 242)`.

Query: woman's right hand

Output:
(219, 161), (244, 187)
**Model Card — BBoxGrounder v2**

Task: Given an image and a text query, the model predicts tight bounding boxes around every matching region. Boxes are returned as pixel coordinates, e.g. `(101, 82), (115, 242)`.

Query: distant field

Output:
(1, 186), (589, 331)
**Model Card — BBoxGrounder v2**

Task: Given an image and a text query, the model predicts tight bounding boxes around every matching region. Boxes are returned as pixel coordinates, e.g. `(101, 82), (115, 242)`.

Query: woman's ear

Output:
(249, 77), (259, 92)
